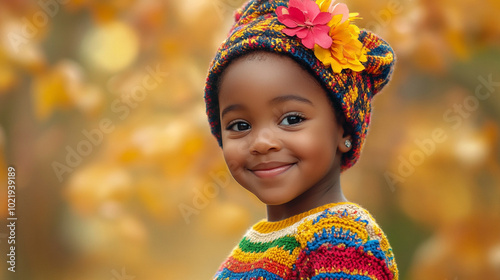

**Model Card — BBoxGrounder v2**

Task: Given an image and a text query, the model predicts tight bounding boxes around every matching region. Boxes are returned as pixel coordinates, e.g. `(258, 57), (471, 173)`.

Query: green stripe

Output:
(239, 236), (300, 253)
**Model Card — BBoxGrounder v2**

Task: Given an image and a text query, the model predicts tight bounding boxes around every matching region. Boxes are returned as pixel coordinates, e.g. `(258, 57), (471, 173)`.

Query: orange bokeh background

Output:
(0, 0), (499, 279)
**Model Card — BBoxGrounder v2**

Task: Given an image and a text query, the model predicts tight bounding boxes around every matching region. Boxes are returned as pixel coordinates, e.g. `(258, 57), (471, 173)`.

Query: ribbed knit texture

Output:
(213, 202), (398, 280)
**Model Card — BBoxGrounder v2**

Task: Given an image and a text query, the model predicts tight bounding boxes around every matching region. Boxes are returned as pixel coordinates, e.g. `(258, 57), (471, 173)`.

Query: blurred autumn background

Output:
(0, 0), (499, 279)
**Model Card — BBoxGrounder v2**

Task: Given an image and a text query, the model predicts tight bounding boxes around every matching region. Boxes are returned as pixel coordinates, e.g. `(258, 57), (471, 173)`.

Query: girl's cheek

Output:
(226, 138), (250, 156)
(223, 142), (246, 167)
(287, 131), (315, 152)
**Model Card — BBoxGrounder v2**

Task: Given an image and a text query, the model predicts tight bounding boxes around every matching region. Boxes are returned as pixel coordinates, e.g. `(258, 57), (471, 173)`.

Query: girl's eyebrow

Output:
(270, 94), (313, 105)
(221, 104), (244, 119)
(221, 95), (312, 119)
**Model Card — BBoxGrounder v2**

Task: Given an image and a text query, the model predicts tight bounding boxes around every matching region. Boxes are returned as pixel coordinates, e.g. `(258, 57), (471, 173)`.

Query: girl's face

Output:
(218, 52), (351, 207)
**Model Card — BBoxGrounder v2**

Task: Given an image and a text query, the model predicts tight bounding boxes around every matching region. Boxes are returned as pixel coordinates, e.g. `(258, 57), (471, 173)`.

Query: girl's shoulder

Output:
(293, 202), (398, 279)
(296, 202), (388, 244)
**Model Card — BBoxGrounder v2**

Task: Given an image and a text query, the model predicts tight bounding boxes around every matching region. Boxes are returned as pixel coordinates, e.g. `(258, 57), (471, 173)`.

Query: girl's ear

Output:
(334, 110), (353, 153)
(336, 120), (353, 153)
(337, 134), (353, 153)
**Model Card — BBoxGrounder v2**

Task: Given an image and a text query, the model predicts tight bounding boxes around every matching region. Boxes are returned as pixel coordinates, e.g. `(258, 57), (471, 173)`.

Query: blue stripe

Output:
(215, 268), (284, 280)
(311, 272), (372, 280)
(307, 227), (365, 250)
(305, 228), (388, 261)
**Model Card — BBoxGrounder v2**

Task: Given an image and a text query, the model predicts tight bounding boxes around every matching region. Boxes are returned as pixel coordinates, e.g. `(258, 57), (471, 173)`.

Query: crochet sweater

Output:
(214, 202), (398, 280)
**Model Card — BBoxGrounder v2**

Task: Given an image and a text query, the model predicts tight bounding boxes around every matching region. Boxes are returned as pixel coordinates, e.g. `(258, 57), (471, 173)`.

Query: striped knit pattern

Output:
(214, 202), (398, 280)
(204, 0), (396, 171)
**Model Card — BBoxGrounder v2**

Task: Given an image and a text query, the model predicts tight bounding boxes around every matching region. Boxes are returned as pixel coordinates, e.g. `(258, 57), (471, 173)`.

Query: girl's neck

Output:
(266, 180), (347, 222)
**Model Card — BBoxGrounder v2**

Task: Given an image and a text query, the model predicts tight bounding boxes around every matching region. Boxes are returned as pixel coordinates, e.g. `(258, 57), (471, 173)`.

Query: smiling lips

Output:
(249, 162), (295, 178)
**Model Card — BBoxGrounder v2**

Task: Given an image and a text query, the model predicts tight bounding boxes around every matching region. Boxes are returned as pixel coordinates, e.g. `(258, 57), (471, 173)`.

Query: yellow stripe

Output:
(231, 246), (302, 268)
(316, 266), (372, 276)
(252, 202), (360, 234)
(296, 216), (370, 246)
(314, 267), (389, 280)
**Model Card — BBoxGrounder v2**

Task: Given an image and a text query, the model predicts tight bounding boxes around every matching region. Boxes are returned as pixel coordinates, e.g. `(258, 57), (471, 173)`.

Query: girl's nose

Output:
(250, 127), (282, 155)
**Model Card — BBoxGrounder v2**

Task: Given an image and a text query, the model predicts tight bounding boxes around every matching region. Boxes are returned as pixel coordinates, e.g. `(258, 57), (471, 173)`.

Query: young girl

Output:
(204, 0), (398, 279)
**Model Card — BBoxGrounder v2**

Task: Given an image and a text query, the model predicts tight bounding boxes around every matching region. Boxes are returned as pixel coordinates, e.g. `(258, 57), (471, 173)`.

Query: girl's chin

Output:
(254, 194), (294, 206)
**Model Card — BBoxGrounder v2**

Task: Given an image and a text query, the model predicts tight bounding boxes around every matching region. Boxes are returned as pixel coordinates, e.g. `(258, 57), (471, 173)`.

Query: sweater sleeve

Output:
(292, 206), (398, 280)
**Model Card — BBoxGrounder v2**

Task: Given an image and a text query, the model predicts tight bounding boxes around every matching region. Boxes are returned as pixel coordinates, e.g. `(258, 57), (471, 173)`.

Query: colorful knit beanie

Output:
(204, 0), (395, 171)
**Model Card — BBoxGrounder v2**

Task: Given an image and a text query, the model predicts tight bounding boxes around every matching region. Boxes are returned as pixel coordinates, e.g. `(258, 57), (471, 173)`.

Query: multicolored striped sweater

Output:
(214, 202), (398, 280)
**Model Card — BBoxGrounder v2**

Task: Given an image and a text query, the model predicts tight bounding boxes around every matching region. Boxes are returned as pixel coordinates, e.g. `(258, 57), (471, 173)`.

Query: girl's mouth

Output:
(249, 162), (295, 178)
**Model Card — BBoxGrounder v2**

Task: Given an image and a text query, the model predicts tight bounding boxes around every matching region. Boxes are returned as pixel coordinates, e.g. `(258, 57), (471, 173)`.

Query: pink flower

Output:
(276, 0), (333, 49)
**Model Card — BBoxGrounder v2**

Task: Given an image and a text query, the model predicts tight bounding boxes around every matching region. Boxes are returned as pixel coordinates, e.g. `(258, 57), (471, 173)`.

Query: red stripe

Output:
(219, 255), (292, 278)
(294, 244), (393, 280)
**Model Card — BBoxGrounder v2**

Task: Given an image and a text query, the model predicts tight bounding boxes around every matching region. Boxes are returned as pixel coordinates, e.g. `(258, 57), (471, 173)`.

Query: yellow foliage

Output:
(1, 0), (499, 279)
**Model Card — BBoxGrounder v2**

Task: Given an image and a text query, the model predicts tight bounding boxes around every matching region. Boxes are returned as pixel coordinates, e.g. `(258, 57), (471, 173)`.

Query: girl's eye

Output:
(280, 113), (305, 126)
(227, 121), (251, 132)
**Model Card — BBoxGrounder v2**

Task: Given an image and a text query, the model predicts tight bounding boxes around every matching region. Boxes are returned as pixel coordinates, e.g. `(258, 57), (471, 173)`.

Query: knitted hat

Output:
(204, 0), (395, 171)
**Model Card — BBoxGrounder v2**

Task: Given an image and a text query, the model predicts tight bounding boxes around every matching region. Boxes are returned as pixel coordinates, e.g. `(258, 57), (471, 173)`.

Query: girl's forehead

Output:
(218, 52), (321, 99)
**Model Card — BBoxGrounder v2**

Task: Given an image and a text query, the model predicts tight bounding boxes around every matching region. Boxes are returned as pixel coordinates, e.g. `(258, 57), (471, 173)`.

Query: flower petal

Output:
(283, 27), (300, 37)
(331, 3), (349, 23)
(311, 27), (333, 48)
(289, 0), (308, 11)
(303, 0), (321, 20)
(287, 7), (306, 24)
(301, 33), (315, 49)
(295, 27), (310, 39)
(280, 17), (300, 27)
(277, 6), (301, 27)
(348, 12), (361, 21)
(314, 44), (331, 62)
(312, 11), (332, 25)
(327, 13), (343, 27)
(276, 6), (289, 17)
(330, 59), (343, 73)
(348, 63), (365, 72)
(326, 0), (336, 12)
(316, 0), (333, 12)
(316, 24), (331, 33)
